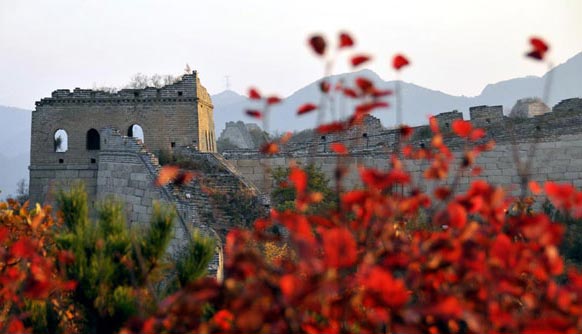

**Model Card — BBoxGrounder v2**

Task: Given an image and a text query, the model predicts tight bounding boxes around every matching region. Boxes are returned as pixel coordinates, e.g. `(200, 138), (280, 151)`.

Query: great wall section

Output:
(222, 99), (582, 198)
(29, 71), (582, 274)
(28, 72), (265, 275)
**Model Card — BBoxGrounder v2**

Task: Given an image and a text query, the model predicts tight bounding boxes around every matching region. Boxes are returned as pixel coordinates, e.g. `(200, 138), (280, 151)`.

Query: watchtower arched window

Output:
(128, 124), (144, 143)
(54, 129), (68, 152)
(87, 129), (100, 150)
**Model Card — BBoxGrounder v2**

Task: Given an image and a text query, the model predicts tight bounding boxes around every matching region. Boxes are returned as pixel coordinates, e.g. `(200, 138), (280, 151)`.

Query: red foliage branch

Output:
(0, 200), (75, 333)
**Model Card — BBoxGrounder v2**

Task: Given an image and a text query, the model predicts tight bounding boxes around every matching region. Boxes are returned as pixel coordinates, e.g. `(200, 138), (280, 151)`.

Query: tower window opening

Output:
(87, 129), (101, 150)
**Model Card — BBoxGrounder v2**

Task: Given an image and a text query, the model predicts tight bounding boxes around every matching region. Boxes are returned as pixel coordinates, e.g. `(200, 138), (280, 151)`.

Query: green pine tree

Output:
(49, 184), (215, 334)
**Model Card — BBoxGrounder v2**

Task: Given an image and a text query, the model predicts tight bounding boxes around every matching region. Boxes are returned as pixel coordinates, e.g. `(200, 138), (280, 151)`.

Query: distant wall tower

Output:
(29, 71), (217, 204)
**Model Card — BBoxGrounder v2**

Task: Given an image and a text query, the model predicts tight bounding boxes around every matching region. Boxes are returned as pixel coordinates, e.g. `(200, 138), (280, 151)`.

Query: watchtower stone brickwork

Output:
(30, 71), (217, 205)
(469, 105), (504, 127)
(219, 121), (256, 149)
(29, 72), (266, 275)
(509, 98), (550, 118)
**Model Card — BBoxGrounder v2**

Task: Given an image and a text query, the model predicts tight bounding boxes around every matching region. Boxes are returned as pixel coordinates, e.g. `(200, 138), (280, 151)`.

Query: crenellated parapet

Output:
(469, 105), (504, 127)
(553, 98), (582, 113)
(36, 72), (201, 106)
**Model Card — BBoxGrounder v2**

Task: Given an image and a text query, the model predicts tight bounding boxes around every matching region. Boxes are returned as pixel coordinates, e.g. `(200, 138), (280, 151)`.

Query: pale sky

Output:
(1, 0), (581, 109)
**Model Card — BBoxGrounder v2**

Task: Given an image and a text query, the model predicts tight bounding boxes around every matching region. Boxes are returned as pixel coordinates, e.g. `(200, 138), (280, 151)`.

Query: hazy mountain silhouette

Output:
(213, 52), (582, 133)
(0, 105), (30, 198)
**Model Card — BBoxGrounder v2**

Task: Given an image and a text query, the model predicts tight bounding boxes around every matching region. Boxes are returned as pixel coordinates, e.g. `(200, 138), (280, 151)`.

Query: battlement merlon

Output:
(35, 71), (214, 109)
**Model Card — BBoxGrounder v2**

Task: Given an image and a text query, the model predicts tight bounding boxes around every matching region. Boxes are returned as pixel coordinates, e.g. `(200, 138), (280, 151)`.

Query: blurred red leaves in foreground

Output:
(308, 35), (326, 56)
(330, 142), (349, 155)
(526, 36), (550, 61)
(392, 53), (410, 70)
(350, 54), (372, 67)
(142, 127), (582, 333)
(338, 32), (355, 48)
(143, 65), (582, 334)
(297, 103), (318, 115)
(0, 200), (75, 332)
(155, 165), (196, 187)
(131, 34), (582, 334)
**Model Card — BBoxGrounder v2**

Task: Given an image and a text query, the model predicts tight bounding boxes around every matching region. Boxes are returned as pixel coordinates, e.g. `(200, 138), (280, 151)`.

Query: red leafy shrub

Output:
(0, 200), (75, 333)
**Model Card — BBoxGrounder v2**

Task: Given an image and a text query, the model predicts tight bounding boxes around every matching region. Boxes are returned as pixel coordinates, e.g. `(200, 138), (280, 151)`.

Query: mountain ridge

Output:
(213, 52), (581, 133)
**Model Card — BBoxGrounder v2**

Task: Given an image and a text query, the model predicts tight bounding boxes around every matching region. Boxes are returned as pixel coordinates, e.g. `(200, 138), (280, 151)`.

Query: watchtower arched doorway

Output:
(128, 124), (145, 143)
(87, 128), (100, 150)
(54, 129), (68, 152)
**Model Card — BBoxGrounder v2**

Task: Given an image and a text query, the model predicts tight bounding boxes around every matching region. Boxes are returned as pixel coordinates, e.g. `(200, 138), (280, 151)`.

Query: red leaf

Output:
(447, 202), (467, 228)
(399, 125), (413, 139)
(342, 88), (358, 98)
(297, 103), (318, 115)
(280, 274), (301, 300)
(434, 186), (451, 200)
(392, 54), (410, 70)
(530, 37), (549, 53)
(371, 88), (393, 98)
(289, 166), (307, 194)
(212, 310), (234, 331)
(323, 228), (357, 268)
(11, 239), (34, 258)
(545, 182), (574, 199)
(471, 166), (482, 176)
(338, 32), (354, 48)
(491, 234), (512, 267)
(330, 142), (348, 155)
(452, 119), (473, 138)
(248, 87), (261, 100)
(361, 168), (410, 189)
(0, 227), (8, 242)
(260, 142), (279, 155)
(245, 109), (262, 119)
(266, 96), (282, 105)
(430, 296), (463, 318)
(317, 121), (345, 134)
(350, 54), (371, 67)
(319, 80), (330, 93)
(61, 280), (77, 291)
(361, 267), (409, 307)
(429, 116), (439, 133)
(544, 182), (579, 213)
(529, 181), (541, 195)
(342, 190), (368, 206)
(7, 319), (26, 334)
(469, 128), (486, 141)
(280, 213), (314, 242)
(526, 50), (544, 60)
(355, 77), (374, 93)
(279, 132), (293, 144)
(527, 37), (549, 61)
(155, 165), (180, 186)
(308, 35), (326, 56)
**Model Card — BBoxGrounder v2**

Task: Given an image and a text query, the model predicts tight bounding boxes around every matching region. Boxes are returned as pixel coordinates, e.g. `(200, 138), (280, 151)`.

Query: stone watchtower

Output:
(29, 71), (217, 204)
